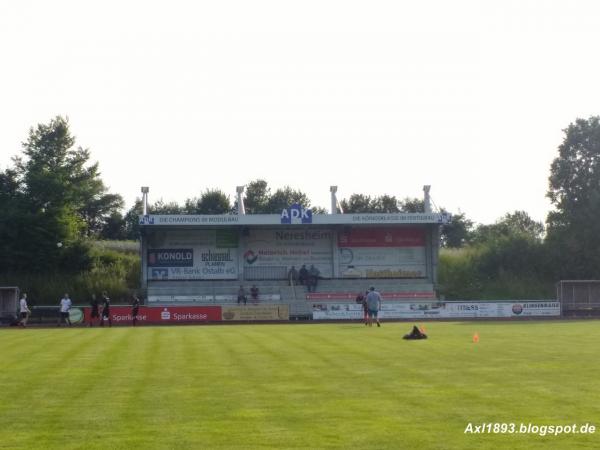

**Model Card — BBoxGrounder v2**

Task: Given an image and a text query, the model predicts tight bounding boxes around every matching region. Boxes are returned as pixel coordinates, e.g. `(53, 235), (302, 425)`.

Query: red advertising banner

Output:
(83, 306), (222, 325)
(337, 227), (425, 247)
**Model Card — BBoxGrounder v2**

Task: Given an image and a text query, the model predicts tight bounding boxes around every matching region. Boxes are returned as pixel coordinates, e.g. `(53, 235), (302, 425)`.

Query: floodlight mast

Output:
(423, 185), (431, 213)
(330, 186), (340, 214)
(141, 187), (149, 215)
(236, 186), (246, 215)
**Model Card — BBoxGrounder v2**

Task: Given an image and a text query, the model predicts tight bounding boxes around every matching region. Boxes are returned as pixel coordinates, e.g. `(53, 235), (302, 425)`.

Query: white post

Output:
(330, 186), (338, 214)
(423, 185), (431, 213)
(141, 186), (149, 215)
(236, 186), (246, 215)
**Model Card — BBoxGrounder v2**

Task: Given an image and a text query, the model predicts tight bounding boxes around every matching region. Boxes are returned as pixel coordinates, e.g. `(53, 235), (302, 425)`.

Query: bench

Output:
(28, 306), (61, 324)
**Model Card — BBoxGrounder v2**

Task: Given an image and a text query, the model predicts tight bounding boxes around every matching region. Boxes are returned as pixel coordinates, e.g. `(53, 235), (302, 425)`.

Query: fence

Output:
(557, 280), (600, 316)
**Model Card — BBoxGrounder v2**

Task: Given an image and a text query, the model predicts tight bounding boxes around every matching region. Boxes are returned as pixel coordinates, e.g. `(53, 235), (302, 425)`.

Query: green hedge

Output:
(0, 241), (141, 306)
(438, 247), (555, 300)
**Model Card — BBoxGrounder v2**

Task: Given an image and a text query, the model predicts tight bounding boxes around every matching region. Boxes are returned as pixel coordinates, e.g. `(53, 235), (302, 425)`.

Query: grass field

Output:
(0, 321), (599, 449)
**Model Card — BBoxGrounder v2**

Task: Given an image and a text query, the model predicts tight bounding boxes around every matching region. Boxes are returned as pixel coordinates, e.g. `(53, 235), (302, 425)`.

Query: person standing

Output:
(89, 293), (100, 327)
(237, 285), (247, 305)
(366, 286), (382, 327)
(19, 293), (30, 327)
(131, 294), (140, 326)
(299, 265), (308, 286)
(100, 291), (112, 327)
(356, 291), (369, 326)
(250, 284), (259, 302)
(308, 265), (320, 292)
(288, 266), (299, 286)
(58, 293), (72, 327)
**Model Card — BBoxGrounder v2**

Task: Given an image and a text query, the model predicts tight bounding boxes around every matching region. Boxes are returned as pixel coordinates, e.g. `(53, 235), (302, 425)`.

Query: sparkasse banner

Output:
(83, 306), (222, 324)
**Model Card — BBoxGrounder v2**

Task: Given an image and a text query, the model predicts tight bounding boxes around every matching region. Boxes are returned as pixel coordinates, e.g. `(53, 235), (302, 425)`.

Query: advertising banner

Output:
(243, 228), (333, 278)
(337, 227), (426, 278)
(147, 229), (238, 280)
(311, 301), (560, 320)
(337, 227), (425, 247)
(221, 305), (290, 321)
(83, 306), (222, 324)
(139, 212), (450, 226)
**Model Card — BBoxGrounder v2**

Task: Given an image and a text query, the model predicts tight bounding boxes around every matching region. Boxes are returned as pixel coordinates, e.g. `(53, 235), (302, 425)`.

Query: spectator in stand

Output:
(308, 265), (320, 292)
(19, 293), (30, 327)
(100, 291), (112, 327)
(58, 293), (72, 327)
(299, 265), (308, 286)
(288, 266), (299, 286)
(237, 285), (247, 305)
(89, 293), (100, 327)
(250, 285), (259, 302)
(131, 294), (140, 326)
(366, 286), (382, 327)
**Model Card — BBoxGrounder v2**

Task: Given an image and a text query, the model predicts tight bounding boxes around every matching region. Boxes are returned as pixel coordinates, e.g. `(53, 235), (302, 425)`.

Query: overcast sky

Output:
(1, 0), (599, 224)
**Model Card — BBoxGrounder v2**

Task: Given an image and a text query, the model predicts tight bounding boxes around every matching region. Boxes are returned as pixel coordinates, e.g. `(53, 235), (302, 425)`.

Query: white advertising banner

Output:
(139, 212), (451, 226)
(243, 228), (334, 278)
(147, 229), (238, 280)
(338, 247), (427, 278)
(337, 227), (427, 279)
(311, 301), (560, 320)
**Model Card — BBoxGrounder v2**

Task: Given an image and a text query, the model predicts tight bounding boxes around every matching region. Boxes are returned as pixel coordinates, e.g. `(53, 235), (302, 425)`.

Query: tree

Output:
(15, 116), (123, 237)
(546, 116), (600, 277)
(100, 212), (128, 240)
(243, 179), (270, 214)
(371, 195), (401, 213)
(0, 116), (123, 271)
(340, 194), (373, 213)
(400, 197), (425, 213)
(123, 198), (143, 240)
(473, 211), (544, 245)
(194, 189), (232, 214)
(441, 211), (473, 248)
(311, 206), (328, 214)
(265, 186), (311, 213)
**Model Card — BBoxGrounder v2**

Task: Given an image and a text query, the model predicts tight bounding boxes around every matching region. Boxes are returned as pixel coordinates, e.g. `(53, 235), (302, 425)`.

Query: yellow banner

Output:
(221, 305), (289, 321)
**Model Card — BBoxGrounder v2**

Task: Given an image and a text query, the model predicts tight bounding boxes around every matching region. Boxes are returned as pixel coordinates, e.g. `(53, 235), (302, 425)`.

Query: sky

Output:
(1, 0), (600, 225)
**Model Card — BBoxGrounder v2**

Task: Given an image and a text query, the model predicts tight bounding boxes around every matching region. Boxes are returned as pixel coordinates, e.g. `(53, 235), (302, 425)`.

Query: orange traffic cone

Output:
(473, 332), (479, 343)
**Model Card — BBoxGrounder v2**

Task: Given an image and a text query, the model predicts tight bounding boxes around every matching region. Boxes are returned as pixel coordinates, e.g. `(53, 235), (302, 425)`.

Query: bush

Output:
(438, 243), (555, 300)
(0, 241), (141, 305)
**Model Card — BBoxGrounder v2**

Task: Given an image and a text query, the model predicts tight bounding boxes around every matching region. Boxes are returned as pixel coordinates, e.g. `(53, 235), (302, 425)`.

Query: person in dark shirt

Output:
(308, 265), (320, 292)
(299, 265), (308, 286)
(250, 285), (259, 302)
(237, 286), (247, 305)
(100, 291), (112, 327)
(89, 293), (100, 327)
(356, 291), (369, 325)
(131, 294), (140, 326)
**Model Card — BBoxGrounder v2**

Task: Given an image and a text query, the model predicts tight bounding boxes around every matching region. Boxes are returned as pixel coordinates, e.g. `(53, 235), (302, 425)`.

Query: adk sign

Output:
(281, 203), (312, 224)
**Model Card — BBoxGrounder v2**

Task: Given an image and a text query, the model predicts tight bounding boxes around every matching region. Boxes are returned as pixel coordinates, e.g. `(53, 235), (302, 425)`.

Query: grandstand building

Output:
(138, 187), (451, 320)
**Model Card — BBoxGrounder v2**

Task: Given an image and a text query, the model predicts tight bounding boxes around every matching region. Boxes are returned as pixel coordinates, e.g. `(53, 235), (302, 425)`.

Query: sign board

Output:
(221, 305), (289, 321)
(139, 213), (450, 226)
(337, 228), (427, 278)
(243, 228), (334, 278)
(83, 306), (222, 324)
(311, 301), (560, 320)
(146, 230), (238, 280)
